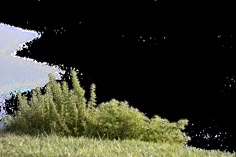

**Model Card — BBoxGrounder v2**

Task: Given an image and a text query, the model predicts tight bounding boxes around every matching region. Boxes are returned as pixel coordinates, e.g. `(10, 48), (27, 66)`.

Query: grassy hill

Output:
(0, 132), (235, 157)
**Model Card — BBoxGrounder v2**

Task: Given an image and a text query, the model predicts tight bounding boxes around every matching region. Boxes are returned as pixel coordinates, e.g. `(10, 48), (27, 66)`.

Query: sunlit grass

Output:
(0, 130), (235, 157)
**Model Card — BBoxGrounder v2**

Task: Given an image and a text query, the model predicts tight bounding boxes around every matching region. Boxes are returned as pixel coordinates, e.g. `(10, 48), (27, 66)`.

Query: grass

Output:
(0, 130), (235, 157)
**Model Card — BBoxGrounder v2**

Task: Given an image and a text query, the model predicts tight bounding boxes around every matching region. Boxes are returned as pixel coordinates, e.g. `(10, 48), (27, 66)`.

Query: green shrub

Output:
(141, 115), (190, 145)
(2, 69), (85, 136)
(84, 99), (150, 140)
(84, 99), (189, 145)
(1, 69), (190, 145)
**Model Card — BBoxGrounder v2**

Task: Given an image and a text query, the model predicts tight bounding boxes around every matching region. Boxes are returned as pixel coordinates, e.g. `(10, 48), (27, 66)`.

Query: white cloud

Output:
(0, 23), (64, 95)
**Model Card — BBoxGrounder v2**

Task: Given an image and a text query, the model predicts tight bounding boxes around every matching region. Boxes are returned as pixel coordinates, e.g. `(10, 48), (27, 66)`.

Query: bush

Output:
(1, 69), (190, 145)
(84, 99), (150, 140)
(141, 115), (190, 145)
(84, 99), (189, 144)
(2, 69), (86, 137)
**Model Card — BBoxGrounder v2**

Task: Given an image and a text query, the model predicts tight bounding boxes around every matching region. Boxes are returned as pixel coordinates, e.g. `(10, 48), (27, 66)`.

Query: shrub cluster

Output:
(1, 69), (190, 145)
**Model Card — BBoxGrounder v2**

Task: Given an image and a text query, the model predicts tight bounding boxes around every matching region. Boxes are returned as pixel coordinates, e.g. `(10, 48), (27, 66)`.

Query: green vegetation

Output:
(0, 69), (235, 156)
(0, 133), (234, 157)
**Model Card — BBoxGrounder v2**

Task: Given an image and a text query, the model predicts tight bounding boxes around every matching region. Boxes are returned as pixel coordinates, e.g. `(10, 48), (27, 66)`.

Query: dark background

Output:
(0, 0), (234, 152)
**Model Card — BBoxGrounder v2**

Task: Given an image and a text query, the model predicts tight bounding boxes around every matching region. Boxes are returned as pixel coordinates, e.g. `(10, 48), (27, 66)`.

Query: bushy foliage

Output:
(1, 69), (190, 145)
(84, 99), (150, 140)
(141, 115), (190, 145)
(2, 69), (83, 136)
